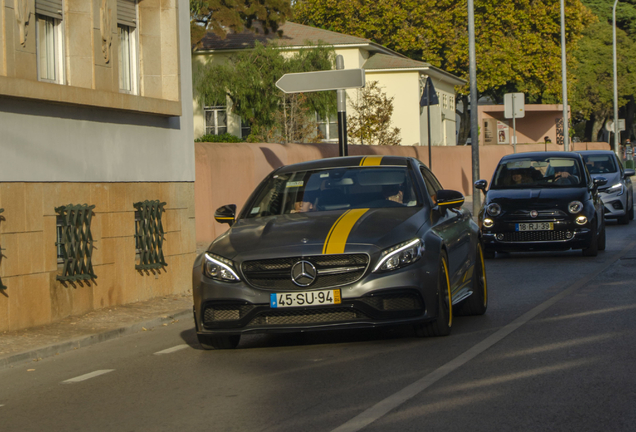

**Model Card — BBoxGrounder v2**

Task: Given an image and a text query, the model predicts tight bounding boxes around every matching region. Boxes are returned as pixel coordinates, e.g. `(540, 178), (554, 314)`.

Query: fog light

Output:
(496, 233), (504, 240)
(565, 231), (573, 239)
(575, 216), (587, 225)
(483, 218), (494, 228)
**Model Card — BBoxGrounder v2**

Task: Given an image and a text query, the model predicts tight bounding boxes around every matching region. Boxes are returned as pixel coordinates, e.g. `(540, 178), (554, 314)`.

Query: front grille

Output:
(247, 308), (367, 326)
(359, 293), (422, 311)
(501, 231), (571, 242)
(204, 304), (255, 324)
(511, 209), (567, 218)
(242, 254), (369, 290)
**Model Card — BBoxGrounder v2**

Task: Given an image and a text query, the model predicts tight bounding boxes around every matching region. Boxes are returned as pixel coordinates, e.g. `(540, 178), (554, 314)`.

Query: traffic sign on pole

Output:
(276, 69), (365, 94)
(504, 93), (525, 119)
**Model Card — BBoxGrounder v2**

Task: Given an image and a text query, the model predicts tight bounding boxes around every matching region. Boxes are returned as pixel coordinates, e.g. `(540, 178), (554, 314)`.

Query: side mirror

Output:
(214, 204), (237, 226)
(624, 169), (635, 178)
(474, 179), (488, 192)
(593, 177), (608, 188)
(436, 189), (465, 209)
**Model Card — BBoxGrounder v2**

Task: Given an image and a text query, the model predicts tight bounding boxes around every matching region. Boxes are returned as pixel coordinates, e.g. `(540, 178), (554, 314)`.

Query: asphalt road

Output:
(1, 219), (636, 432)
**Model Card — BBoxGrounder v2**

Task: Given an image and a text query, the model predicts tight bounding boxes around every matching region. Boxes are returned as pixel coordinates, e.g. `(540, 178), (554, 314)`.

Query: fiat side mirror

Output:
(474, 180), (488, 192)
(214, 204), (237, 226)
(593, 177), (608, 188)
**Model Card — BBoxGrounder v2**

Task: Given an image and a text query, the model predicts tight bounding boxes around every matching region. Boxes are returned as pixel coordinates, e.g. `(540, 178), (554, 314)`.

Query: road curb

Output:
(0, 309), (193, 370)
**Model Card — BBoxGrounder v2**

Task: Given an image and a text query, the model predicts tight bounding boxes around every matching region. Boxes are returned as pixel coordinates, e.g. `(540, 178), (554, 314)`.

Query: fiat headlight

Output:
(606, 183), (624, 195)
(203, 253), (240, 282)
(374, 239), (423, 272)
(568, 201), (584, 214)
(486, 203), (501, 217)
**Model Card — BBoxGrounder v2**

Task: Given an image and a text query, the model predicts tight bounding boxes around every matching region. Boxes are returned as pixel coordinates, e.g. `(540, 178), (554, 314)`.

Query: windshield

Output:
(580, 154), (617, 174)
(244, 167), (421, 218)
(491, 157), (585, 189)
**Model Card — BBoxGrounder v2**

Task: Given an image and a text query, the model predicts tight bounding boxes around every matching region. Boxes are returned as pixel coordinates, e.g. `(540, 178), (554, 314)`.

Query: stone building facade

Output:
(0, 0), (195, 332)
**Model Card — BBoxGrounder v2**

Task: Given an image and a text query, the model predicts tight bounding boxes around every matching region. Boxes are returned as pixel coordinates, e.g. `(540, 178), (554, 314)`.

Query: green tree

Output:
(294, 0), (596, 144)
(195, 41), (337, 143)
(571, 21), (636, 140)
(190, 0), (292, 47)
(347, 81), (401, 146)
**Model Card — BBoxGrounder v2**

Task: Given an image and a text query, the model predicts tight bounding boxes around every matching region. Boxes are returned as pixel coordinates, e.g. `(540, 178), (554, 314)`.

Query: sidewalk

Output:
(1, 196), (479, 369)
(0, 292), (194, 369)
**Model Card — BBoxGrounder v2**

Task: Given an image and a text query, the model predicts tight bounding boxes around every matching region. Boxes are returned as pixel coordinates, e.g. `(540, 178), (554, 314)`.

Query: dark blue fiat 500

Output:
(193, 156), (488, 349)
(476, 151), (606, 258)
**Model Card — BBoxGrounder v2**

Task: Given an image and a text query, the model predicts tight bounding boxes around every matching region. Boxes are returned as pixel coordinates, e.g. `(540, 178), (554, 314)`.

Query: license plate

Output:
(516, 222), (554, 231)
(270, 289), (341, 308)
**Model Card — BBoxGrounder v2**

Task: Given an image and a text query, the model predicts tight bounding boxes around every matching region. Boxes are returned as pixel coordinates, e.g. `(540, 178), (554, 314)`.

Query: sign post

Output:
(504, 92), (525, 153)
(420, 77), (439, 170)
(276, 56), (365, 157)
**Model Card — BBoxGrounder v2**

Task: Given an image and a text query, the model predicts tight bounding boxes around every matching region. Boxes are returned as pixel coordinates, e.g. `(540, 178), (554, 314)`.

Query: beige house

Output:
(0, 0), (195, 332)
(192, 22), (465, 146)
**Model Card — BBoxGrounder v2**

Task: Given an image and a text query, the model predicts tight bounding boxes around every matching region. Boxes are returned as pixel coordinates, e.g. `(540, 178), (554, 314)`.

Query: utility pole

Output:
(613, 0), (620, 156)
(468, 0), (480, 218)
(560, 0), (570, 151)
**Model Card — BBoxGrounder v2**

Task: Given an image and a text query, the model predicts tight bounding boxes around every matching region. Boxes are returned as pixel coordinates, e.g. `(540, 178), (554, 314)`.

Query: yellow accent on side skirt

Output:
(322, 208), (369, 254)
(360, 156), (383, 166)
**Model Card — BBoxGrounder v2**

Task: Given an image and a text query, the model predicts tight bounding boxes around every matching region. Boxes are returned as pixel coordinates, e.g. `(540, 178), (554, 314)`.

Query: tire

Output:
(582, 220), (599, 257)
(618, 210), (629, 225)
(629, 198), (634, 220)
(197, 333), (240, 350)
(455, 244), (488, 316)
(598, 217), (606, 251)
(415, 252), (452, 337)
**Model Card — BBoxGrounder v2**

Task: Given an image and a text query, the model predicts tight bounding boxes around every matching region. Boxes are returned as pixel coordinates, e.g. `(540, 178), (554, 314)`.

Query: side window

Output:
(420, 166), (441, 203)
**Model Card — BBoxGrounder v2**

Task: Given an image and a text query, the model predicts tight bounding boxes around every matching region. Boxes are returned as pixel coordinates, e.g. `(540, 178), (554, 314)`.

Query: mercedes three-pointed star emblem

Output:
(291, 260), (317, 287)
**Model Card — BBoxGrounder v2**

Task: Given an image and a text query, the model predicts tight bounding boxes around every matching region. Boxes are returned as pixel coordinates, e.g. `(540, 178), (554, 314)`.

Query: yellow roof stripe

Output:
(323, 208), (369, 254)
(360, 156), (383, 166)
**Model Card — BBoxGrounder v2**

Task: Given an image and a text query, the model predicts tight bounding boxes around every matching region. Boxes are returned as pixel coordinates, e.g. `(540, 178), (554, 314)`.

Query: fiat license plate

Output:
(270, 289), (341, 308)
(516, 222), (554, 231)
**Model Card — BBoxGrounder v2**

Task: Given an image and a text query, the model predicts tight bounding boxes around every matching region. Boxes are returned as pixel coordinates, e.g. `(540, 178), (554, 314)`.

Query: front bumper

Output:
(481, 217), (594, 252)
(193, 261), (438, 336)
(599, 191), (628, 218)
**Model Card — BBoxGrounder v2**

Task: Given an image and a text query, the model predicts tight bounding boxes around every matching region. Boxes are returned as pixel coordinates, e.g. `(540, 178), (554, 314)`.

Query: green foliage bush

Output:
(195, 133), (244, 143)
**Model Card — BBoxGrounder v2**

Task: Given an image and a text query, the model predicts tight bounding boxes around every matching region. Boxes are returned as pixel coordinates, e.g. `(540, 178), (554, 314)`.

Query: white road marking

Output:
(62, 370), (114, 384)
(154, 344), (189, 355)
(331, 242), (636, 432)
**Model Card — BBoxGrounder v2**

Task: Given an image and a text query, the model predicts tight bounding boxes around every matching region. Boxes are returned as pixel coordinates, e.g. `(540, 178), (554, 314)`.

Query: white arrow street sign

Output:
(276, 69), (365, 94)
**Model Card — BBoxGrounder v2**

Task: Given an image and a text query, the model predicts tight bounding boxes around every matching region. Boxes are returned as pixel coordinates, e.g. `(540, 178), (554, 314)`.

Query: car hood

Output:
(486, 188), (587, 210)
(208, 207), (424, 261)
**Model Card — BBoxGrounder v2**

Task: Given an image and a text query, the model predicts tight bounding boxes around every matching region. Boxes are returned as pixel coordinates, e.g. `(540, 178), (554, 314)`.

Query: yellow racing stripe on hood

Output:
(360, 156), (383, 166)
(323, 208), (369, 254)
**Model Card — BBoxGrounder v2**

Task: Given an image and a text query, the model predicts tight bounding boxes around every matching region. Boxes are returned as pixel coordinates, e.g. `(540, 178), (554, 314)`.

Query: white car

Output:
(577, 150), (635, 224)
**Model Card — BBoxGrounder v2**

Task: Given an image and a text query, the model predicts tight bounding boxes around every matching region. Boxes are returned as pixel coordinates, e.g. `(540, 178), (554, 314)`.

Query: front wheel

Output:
(415, 252), (452, 337)
(582, 221), (599, 257)
(197, 334), (240, 350)
(455, 244), (488, 316)
(598, 218), (606, 251)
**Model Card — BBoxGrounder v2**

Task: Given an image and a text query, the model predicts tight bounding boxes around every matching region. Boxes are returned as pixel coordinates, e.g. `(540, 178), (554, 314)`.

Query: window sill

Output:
(0, 76), (182, 117)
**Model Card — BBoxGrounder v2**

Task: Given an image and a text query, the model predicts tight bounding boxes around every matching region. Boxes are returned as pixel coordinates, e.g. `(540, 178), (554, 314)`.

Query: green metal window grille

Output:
(55, 204), (97, 282)
(134, 200), (168, 270)
(0, 208), (5, 290)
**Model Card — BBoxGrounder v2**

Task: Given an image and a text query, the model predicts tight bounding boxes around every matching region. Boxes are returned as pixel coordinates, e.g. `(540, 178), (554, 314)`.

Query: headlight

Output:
(568, 201), (584, 214)
(575, 216), (588, 225)
(483, 218), (494, 228)
(203, 253), (240, 282)
(606, 183), (624, 195)
(486, 203), (501, 216)
(373, 239), (423, 272)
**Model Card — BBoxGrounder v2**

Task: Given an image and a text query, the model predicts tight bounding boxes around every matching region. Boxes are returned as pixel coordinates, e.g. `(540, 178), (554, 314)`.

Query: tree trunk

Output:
(591, 115), (605, 143)
(584, 114), (595, 142)
(457, 94), (470, 146)
(626, 96), (635, 141)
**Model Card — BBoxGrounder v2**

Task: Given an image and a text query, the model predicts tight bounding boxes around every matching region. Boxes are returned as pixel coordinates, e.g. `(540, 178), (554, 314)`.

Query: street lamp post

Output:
(468, 0), (480, 218)
(560, 0), (570, 151)
(613, 0), (620, 156)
